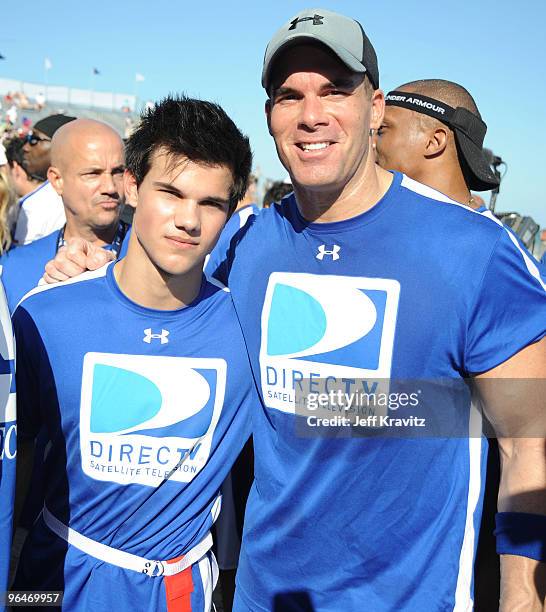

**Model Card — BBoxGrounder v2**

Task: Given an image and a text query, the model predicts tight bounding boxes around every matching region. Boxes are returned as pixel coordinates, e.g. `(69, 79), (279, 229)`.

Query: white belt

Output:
(43, 506), (213, 577)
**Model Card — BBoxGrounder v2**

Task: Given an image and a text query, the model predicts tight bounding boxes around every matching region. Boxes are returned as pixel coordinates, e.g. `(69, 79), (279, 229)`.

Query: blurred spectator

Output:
(0, 171), (14, 254)
(6, 105), (17, 126)
(124, 116), (135, 139)
(16, 92), (32, 110)
(4, 138), (36, 199)
(376, 80), (545, 277)
(35, 92), (46, 110)
(262, 179), (293, 208)
(14, 114), (76, 245)
(1, 142), (19, 240)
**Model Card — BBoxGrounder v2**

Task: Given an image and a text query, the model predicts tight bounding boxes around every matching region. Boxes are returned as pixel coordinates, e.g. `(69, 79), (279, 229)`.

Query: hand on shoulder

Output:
(43, 238), (115, 283)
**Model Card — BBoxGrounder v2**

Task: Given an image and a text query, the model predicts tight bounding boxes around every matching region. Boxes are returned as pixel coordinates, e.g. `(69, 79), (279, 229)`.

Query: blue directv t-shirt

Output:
(12, 263), (254, 611)
(0, 281), (15, 602)
(204, 204), (260, 279)
(212, 172), (546, 612)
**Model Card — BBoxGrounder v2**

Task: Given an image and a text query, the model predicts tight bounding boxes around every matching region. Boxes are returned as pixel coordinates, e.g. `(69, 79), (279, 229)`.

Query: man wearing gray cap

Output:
(232, 10), (544, 611)
(43, 8), (546, 611)
(14, 113), (76, 245)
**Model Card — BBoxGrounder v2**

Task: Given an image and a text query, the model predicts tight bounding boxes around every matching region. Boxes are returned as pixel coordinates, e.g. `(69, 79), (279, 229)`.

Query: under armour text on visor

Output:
(262, 8), (379, 91)
(386, 90), (499, 191)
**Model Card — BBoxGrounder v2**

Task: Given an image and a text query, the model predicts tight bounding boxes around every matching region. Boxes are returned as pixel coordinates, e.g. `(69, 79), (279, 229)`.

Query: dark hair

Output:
(4, 137), (27, 172)
(126, 95), (252, 213)
(263, 180), (293, 208)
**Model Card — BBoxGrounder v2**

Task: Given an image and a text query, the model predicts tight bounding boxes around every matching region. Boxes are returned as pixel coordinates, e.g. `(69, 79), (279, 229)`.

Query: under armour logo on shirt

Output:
(143, 328), (170, 344)
(289, 14), (324, 30)
(316, 245), (341, 261)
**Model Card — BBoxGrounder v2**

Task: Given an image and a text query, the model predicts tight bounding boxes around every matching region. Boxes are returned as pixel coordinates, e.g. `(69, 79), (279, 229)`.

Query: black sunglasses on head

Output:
(25, 132), (51, 146)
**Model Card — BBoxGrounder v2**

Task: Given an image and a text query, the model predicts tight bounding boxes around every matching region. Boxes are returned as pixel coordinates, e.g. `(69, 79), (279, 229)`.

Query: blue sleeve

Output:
(208, 215), (257, 287)
(204, 231), (231, 283)
(464, 229), (546, 374)
(209, 215), (257, 287)
(12, 306), (45, 441)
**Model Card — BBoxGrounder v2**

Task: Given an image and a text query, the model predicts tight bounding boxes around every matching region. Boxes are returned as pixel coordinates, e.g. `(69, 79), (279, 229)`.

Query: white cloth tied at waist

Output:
(43, 505), (213, 577)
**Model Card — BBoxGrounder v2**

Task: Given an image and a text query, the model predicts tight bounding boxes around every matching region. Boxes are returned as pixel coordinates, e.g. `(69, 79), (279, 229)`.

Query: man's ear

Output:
(124, 169), (138, 207)
(265, 99), (273, 136)
(424, 127), (449, 158)
(47, 166), (63, 196)
(369, 89), (385, 132)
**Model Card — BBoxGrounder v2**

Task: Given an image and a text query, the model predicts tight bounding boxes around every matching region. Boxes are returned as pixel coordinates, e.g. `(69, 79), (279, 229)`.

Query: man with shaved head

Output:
(0, 118), (127, 312)
(375, 79), (498, 206)
(375, 78), (546, 274)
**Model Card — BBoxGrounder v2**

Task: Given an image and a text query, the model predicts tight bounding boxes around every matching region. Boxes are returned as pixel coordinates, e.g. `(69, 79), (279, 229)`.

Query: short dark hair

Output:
(126, 96), (252, 213)
(4, 137), (27, 171)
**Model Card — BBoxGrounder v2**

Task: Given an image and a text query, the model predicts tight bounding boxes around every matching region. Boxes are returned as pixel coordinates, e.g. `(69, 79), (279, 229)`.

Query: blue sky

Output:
(1, 0), (545, 225)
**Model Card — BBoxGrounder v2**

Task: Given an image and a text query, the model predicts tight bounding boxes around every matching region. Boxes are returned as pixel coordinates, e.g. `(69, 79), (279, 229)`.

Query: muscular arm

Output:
(474, 337), (546, 611)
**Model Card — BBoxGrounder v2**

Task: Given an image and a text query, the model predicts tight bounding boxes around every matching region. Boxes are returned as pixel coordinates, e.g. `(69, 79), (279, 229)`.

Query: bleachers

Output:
(10, 101), (130, 136)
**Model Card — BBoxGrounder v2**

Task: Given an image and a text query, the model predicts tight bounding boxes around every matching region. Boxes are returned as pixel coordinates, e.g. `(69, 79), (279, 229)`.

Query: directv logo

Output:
(259, 273), (400, 414)
(79, 353), (226, 487)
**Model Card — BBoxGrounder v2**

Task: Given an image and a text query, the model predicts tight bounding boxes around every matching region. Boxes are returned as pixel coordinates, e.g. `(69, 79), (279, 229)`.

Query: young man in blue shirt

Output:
(13, 96), (254, 612)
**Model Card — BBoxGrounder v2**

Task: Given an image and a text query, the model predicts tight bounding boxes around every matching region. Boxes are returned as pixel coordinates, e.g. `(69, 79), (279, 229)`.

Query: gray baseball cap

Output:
(262, 8), (379, 91)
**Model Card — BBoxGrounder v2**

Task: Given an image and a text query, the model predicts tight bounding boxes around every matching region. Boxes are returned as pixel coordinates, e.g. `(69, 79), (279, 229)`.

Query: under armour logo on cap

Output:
(262, 9), (379, 91)
(143, 328), (170, 344)
(288, 14), (324, 30)
(316, 244), (341, 261)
